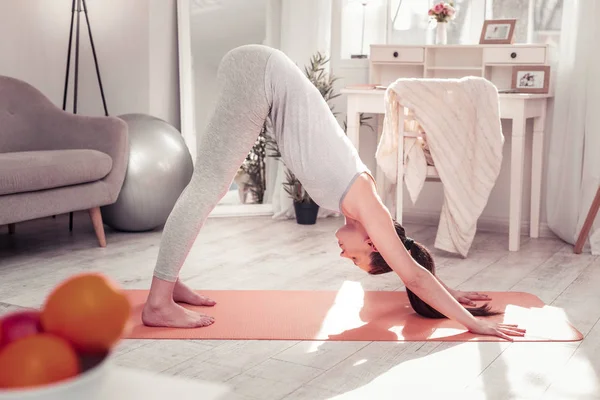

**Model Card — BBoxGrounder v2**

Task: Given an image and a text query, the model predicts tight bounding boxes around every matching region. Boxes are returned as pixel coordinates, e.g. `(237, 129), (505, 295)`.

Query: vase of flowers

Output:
(428, 1), (456, 45)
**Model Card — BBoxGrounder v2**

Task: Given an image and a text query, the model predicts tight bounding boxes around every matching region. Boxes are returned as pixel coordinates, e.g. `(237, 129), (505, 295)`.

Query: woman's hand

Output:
(451, 290), (491, 306)
(468, 320), (526, 341)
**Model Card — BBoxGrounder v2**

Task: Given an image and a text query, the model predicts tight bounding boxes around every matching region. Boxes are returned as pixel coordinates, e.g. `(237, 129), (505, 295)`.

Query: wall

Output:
(0, 0), (179, 128)
(149, 0), (180, 127)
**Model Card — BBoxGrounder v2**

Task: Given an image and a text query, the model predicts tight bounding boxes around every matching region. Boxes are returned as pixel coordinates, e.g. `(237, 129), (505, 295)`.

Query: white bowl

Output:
(0, 352), (110, 400)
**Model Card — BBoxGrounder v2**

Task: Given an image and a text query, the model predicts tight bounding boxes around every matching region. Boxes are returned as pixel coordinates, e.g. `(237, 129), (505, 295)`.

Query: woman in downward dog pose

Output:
(141, 44), (525, 341)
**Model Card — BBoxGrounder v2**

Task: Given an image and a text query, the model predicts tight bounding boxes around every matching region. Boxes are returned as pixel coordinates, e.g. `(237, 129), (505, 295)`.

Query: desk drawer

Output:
(483, 46), (546, 64)
(370, 47), (424, 63)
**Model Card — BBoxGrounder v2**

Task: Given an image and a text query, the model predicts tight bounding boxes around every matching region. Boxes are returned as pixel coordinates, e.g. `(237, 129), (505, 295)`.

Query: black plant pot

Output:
(293, 199), (319, 225)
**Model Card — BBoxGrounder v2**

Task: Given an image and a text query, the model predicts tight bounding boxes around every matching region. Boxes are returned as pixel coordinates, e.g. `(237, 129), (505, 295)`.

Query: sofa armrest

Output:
(41, 109), (129, 203)
(42, 109), (127, 154)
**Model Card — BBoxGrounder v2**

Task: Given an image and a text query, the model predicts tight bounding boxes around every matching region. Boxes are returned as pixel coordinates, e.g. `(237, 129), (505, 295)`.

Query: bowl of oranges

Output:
(0, 273), (131, 399)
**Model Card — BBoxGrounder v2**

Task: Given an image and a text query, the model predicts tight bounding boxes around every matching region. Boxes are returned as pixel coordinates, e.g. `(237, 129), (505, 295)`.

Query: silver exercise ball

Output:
(101, 113), (194, 232)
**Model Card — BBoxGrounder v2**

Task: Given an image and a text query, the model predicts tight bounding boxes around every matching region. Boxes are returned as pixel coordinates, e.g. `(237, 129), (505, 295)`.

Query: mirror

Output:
(177, 0), (276, 217)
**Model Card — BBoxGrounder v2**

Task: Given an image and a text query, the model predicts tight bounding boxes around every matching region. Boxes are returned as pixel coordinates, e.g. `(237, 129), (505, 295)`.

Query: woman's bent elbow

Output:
(402, 272), (424, 291)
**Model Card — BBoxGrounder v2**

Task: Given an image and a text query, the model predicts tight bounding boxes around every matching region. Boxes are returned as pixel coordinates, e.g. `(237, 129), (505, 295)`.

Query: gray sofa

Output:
(0, 75), (129, 247)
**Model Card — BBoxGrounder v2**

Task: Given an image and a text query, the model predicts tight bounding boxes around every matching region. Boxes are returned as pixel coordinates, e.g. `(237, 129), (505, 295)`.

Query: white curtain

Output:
(546, 0), (600, 254)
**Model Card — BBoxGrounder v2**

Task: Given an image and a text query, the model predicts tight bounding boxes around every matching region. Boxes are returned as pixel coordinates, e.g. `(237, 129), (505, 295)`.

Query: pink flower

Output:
(433, 3), (444, 13)
(428, 9), (434, 16)
(445, 5), (455, 16)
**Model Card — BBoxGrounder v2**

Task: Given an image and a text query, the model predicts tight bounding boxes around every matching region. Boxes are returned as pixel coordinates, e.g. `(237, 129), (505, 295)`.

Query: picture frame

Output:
(479, 19), (517, 44)
(511, 65), (551, 94)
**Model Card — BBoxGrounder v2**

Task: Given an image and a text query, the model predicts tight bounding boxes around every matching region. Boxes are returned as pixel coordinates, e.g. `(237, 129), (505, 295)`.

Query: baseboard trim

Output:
(206, 205), (557, 239)
(208, 204), (274, 218)
(401, 210), (557, 239)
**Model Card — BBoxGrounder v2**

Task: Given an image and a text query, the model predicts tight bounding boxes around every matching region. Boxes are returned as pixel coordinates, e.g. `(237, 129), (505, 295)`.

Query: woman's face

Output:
(335, 218), (375, 272)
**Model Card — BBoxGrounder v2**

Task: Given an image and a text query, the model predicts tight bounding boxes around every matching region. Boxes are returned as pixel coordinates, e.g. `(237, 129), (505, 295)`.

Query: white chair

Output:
(389, 106), (441, 224)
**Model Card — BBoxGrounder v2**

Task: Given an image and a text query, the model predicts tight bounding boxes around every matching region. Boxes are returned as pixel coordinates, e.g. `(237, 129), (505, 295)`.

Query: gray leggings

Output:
(153, 45), (274, 282)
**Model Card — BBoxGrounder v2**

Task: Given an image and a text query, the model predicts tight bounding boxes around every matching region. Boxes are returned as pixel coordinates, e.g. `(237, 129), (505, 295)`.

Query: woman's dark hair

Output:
(368, 220), (502, 319)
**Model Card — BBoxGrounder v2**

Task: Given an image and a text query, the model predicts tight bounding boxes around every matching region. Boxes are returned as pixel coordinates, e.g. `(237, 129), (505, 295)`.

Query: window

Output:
(387, 0), (432, 45)
(486, 0), (563, 43)
(340, 0), (387, 59)
(445, 0), (487, 45)
(338, 0), (564, 60)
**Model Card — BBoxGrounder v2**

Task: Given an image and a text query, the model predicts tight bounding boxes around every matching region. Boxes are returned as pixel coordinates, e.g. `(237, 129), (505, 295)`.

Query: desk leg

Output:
(530, 112), (546, 238)
(509, 111), (527, 251)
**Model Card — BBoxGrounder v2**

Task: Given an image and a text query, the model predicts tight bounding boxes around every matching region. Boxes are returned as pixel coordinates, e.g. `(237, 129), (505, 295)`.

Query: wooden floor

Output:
(1, 213), (599, 399)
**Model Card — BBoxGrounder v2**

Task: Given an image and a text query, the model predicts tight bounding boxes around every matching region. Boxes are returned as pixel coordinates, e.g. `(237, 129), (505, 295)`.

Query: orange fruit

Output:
(0, 333), (79, 389)
(41, 272), (131, 353)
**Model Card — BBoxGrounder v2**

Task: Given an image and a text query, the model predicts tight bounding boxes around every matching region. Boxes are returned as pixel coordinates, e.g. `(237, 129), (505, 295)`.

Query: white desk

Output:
(342, 88), (550, 252)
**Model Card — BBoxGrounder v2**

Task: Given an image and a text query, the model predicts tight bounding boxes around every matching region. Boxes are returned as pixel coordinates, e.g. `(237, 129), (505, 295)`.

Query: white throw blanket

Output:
(376, 77), (504, 257)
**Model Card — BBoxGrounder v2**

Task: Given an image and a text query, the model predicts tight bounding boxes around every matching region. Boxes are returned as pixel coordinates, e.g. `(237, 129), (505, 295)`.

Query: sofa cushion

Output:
(0, 149), (113, 196)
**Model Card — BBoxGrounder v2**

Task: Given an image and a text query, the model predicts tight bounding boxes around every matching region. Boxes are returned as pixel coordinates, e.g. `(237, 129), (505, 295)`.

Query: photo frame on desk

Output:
(479, 19), (517, 44)
(511, 65), (551, 94)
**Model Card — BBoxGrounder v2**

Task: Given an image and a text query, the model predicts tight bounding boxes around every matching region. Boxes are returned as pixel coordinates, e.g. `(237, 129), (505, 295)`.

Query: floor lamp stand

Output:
(62, 0), (109, 232)
(351, 2), (368, 59)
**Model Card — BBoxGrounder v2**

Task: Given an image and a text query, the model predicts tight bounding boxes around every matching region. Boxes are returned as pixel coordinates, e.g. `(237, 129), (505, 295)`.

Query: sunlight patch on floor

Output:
(328, 342), (491, 399)
(467, 340), (579, 399)
(543, 350), (600, 399)
(308, 281), (366, 354)
(352, 359), (368, 367)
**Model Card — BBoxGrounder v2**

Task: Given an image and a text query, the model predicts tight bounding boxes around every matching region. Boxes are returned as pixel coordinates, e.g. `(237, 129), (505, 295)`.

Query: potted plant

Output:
(236, 125), (268, 204)
(281, 169), (319, 225)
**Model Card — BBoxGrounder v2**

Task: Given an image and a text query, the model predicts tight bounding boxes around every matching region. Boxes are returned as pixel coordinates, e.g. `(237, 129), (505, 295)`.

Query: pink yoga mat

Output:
(123, 290), (583, 342)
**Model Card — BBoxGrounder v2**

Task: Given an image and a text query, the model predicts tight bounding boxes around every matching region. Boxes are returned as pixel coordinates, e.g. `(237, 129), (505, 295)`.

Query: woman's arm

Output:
(342, 174), (524, 340)
(434, 276), (491, 306)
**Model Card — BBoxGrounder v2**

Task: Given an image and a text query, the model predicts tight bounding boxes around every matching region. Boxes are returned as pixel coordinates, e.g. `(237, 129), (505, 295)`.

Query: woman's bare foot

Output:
(142, 301), (214, 328)
(173, 279), (216, 306)
(142, 276), (215, 328)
